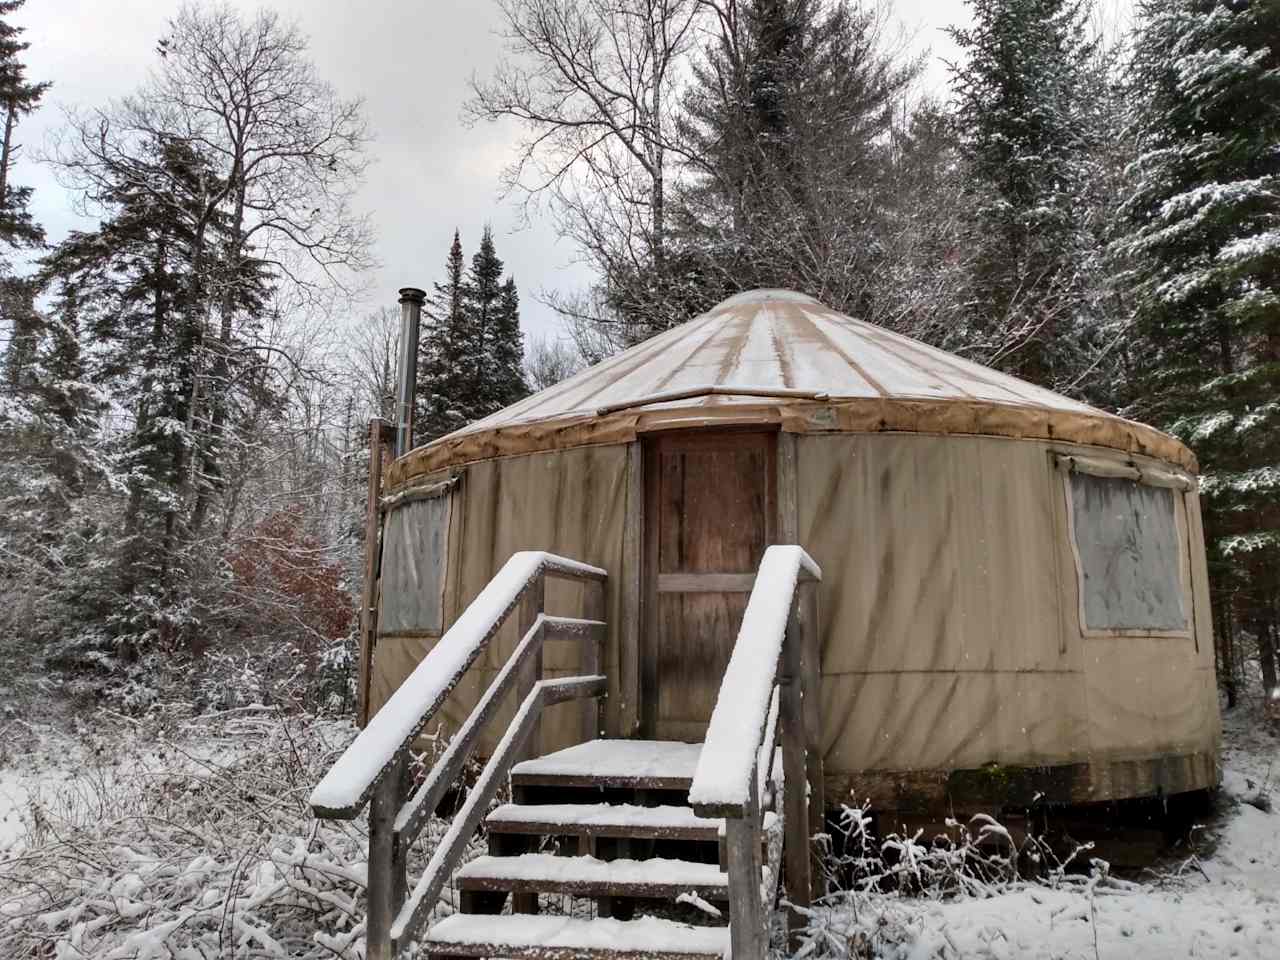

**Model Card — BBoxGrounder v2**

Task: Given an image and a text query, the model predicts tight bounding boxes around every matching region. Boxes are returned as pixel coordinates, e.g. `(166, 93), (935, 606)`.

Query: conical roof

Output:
(390, 290), (1194, 483)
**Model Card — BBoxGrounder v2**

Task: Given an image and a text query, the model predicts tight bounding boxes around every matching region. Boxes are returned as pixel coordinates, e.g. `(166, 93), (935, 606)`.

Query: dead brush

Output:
(0, 705), (457, 959)
(786, 801), (1121, 960)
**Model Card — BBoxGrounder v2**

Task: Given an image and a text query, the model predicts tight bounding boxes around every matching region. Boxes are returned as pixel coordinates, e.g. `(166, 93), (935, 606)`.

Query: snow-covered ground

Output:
(0, 696), (1276, 958)
(802, 693), (1279, 960)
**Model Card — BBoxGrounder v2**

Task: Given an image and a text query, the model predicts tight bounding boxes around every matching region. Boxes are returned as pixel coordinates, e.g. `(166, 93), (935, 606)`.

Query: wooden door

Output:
(642, 430), (777, 741)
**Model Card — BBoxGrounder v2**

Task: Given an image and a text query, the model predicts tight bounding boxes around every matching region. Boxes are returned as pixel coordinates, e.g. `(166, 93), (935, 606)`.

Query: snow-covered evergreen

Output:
(1120, 0), (1280, 695)
(415, 228), (528, 444)
(947, 0), (1106, 390)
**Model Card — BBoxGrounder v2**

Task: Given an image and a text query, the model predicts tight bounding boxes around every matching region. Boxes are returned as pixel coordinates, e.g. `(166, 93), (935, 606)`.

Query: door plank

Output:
(657, 573), (757, 593)
(643, 430), (778, 740)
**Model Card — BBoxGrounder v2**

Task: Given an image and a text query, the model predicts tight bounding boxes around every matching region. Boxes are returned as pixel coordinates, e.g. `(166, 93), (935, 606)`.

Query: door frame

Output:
(638, 426), (780, 738)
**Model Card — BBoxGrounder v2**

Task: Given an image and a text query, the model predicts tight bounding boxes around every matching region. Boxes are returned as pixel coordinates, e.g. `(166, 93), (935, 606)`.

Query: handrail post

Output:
(367, 758), (406, 960)
(516, 574), (546, 762)
(781, 596), (811, 943)
(801, 578), (825, 898)
(582, 578), (606, 742)
(357, 418), (393, 728)
(512, 573), (546, 915)
(725, 756), (766, 960)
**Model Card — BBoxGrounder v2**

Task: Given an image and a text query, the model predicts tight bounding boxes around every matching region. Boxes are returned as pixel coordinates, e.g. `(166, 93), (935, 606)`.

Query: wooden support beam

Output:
(394, 616), (570, 849)
(724, 758), (766, 960)
(582, 579), (606, 743)
(358, 418), (393, 728)
(621, 442), (643, 736)
(777, 432), (799, 544)
(367, 754), (407, 960)
(516, 575), (546, 763)
(781, 601), (811, 944)
(801, 581), (825, 898)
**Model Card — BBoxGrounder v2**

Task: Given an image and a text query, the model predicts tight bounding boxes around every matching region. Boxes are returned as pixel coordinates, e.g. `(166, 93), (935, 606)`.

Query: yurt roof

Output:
(388, 290), (1195, 484)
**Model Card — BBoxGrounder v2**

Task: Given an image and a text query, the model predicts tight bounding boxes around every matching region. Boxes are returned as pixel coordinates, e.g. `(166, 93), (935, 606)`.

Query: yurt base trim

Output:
(828, 749), (1218, 815)
(387, 397), (1197, 486)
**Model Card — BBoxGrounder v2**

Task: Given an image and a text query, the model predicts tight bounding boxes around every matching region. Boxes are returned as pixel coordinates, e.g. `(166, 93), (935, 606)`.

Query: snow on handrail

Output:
(688, 545), (820, 815)
(309, 550), (606, 819)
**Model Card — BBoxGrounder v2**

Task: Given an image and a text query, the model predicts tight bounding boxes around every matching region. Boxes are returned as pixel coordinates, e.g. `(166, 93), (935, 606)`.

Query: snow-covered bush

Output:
(790, 802), (1118, 959)
(0, 706), (392, 959)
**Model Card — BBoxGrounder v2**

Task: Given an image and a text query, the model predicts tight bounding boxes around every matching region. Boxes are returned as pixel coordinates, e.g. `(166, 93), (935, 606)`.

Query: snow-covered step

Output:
(454, 852), (729, 901)
(510, 739), (702, 790)
(422, 913), (729, 960)
(486, 802), (722, 841)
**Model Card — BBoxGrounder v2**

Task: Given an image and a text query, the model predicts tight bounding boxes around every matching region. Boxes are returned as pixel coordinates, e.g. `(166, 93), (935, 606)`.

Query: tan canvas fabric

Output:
(370, 444), (630, 755)
(796, 432), (1216, 788)
(370, 425), (1215, 802)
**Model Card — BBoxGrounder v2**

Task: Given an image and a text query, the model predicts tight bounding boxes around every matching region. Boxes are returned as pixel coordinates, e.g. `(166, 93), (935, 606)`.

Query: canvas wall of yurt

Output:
(365, 289), (1219, 817)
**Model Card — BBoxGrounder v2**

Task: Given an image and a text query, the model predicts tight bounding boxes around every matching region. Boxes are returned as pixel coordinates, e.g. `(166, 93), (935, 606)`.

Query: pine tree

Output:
(40, 134), (272, 661)
(1120, 0), (1280, 701)
(466, 227), (505, 378)
(947, 0), (1102, 388)
(1, 273), (37, 389)
(35, 279), (93, 429)
(672, 0), (919, 322)
(415, 230), (467, 444)
(414, 228), (528, 445)
(0, 0), (48, 250)
(491, 277), (529, 410)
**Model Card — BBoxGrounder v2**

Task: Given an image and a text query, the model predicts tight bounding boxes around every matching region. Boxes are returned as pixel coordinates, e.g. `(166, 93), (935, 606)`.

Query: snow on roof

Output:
(448, 289), (1103, 439)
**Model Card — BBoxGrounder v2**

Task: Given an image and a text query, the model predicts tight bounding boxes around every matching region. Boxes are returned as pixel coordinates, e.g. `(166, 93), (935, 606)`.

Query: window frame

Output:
(375, 475), (458, 638)
(1057, 454), (1195, 640)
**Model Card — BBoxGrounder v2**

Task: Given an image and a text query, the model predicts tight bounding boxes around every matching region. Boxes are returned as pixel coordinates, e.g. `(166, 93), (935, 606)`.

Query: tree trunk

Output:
(0, 99), (16, 205)
(1260, 620), (1279, 697)
(1217, 594), (1238, 709)
(190, 167), (247, 536)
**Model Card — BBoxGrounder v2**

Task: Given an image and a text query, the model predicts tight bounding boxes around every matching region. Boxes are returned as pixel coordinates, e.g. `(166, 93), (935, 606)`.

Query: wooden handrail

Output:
(392, 614), (604, 849)
(390, 675), (607, 953)
(689, 545), (820, 817)
(688, 544), (822, 960)
(309, 550), (606, 820)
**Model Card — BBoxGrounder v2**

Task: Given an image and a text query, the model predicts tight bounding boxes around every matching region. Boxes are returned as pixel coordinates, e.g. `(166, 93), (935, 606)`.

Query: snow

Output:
(425, 913), (730, 956)
(0, 766), (31, 851)
(1, 708), (381, 959)
(714, 289), (822, 308)
(487, 802), (721, 831)
(689, 545), (820, 811)
(455, 852), (728, 891)
(510, 738), (703, 782)
(3, 692), (1278, 960)
(443, 290), (1110, 442)
(487, 801), (779, 837)
(1219, 228), (1280, 264)
(798, 690), (1280, 960)
(309, 550), (606, 816)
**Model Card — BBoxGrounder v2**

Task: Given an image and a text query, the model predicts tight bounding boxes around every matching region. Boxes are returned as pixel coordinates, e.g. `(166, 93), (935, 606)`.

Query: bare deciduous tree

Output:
(468, 0), (700, 331)
(524, 333), (582, 390)
(50, 0), (373, 538)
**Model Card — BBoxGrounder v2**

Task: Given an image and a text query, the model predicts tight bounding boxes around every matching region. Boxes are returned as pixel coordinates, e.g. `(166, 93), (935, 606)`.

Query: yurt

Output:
(365, 288), (1219, 818)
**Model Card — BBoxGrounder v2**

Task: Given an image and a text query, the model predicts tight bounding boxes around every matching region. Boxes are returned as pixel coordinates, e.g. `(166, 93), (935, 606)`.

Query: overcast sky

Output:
(11, 0), (1090, 345)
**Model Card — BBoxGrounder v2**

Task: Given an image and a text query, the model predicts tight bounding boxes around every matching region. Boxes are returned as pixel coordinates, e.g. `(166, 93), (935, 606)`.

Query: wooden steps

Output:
(422, 914), (729, 960)
(510, 739), (702, 790)
(418, 738), (750, 959)
(456, 852), (729, 901)
(486, 802), (722, 842)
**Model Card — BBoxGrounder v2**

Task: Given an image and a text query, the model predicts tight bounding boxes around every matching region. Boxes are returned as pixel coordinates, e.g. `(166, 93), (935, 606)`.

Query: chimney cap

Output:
(398, 287), (427, 304)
